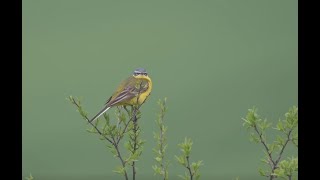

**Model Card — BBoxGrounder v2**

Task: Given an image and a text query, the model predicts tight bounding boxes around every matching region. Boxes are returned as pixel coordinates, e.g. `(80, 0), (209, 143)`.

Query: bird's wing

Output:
(106, 77), (149, 107)
(105, 76), (133, 104)
(106, 86), (136, 107)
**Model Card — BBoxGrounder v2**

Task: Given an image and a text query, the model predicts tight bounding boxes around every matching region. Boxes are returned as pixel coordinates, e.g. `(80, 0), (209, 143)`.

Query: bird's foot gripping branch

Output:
(69, 96), (144, 180)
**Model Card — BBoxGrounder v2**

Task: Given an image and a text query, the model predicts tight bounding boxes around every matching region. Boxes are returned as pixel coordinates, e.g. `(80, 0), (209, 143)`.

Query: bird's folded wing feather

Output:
(105, 77), (149, 107)
(106, 86), (136, 106)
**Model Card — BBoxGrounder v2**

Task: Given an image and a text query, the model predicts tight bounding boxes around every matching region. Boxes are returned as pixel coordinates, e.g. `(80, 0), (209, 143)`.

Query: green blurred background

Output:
(22, 0), (297, 179)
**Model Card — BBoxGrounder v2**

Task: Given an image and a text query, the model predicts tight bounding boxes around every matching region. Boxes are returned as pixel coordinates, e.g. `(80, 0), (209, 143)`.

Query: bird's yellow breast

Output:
(122, 75), (152, 106)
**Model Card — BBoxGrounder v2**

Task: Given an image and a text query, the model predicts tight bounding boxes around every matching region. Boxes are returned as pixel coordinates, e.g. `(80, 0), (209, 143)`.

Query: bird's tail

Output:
(89, 106), (111, 123)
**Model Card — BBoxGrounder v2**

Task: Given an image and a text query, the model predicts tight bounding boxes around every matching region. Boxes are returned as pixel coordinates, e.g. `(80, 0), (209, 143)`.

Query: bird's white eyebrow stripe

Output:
(134, 71), (147, 74)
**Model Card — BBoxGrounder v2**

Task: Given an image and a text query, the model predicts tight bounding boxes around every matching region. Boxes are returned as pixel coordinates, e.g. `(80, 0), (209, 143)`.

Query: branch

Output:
(250, 109), (296, 180)
(244, 107), (298, 180)
(159, 124), (167, 180)
(111, 136), (129, 180)
(153, 98), (169, 180)
(131, 86), (142, 180)
(69, 96), (129, 180)
(116, 110), (133, 145)
(130, 82), (147, 180)
(274, 130), (293, 165)
(69, 80), (149, 180)
(186, 156), (194, 180)
(70, 97), (113, 145)
(253, 125), (276, 169)
(159, 100), (168, 180)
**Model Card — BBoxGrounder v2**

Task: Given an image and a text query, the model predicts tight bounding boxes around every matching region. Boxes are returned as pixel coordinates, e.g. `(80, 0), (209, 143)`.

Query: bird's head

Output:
(132, 68), (148, 77)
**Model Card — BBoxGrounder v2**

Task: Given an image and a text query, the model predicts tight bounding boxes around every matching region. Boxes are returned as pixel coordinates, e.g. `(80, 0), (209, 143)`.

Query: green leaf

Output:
(155, 157), (162, 162)
(192, 160), (203, 171)
(191, 162), (197, 169)
(25, 173), (34, 180)
(113, 166), (126, 175)
(258, 168), (266, 176)
(273, 157), (298, 178)
(163, 144), (168, 152)
(152, 165), (162, 175)
(242, 118), (251, 127)
(197, 160), (203, 166)
(175, 155), (186, 166)
(86, 128), (93, 133)
(79, 109), (88, 118)
(178, 137), (193, 156)
(195, 173), (201, 180)
(99, 135), (105, 140)
(178, 172), (190, 180)
(275, 135), (285, 146)
(268, 143), (276, 153)
(272, 168), (285, 178)
(126, 151), (140, 163)
(259, 119), (272, 131)
(108, 146), (118, 157)
(124, 141), (133, 151)
(249, 133), (260, 143)
(285, 106), (298, 128)
(178, 174), (188, 180)
(276, 120), (284, 132)
(260, 158), (269, 164)
(103, 113), (110, 125)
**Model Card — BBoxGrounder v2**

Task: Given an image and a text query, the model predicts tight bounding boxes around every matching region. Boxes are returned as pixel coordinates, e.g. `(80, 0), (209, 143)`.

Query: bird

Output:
(89, 68), (152, 123)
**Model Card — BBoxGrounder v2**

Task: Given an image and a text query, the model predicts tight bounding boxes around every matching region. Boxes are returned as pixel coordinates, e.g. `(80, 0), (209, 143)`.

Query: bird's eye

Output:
(144, 73), (147, 76)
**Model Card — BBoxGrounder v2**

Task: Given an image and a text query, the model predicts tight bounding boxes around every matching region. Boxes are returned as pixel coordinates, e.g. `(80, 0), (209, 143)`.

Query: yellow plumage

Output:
(122, 75), (152, 105)
(89, 68), (152, 123)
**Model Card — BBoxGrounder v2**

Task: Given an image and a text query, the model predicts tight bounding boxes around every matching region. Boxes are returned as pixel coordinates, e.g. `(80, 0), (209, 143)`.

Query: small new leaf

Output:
(249, 133), (260, 143)
(175, 155), (186, 166)
(258, 168), (267, 177)
(25, 173), (34, 180)
(155, 157), (162, 162)
(113, 166), (126, 175)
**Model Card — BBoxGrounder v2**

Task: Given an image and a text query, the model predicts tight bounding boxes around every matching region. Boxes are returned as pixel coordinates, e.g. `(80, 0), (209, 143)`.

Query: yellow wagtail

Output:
(89, 68), (152, 123)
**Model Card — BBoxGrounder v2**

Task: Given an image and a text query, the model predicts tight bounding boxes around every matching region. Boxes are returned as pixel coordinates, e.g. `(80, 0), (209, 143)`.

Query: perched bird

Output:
(89, 68), (152, 123)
